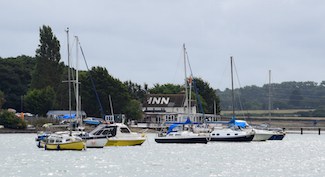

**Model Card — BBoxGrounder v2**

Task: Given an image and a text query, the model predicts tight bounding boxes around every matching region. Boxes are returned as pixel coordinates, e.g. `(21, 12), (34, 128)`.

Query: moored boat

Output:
(35, 131), (51, 148)
(91, 123), (146, 146)
(155, 130), (209, 144)
(155, 119), (210, 144)
(252, 129), (274, 141)
(268, 128), (286, 140)
(209, 125), (255, 142)
(44, 133), (86, 151)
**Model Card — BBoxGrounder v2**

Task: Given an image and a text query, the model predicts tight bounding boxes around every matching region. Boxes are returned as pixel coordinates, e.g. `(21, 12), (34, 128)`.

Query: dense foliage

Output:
(0, 110), (26, 129)
(0, 55), (35, 111)
(218, 81), (325, 111)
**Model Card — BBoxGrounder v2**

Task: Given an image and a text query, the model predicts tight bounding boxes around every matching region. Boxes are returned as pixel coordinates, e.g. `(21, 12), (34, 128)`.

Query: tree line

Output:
(0, 25), (221, 123)
(218, 81), (325, 116)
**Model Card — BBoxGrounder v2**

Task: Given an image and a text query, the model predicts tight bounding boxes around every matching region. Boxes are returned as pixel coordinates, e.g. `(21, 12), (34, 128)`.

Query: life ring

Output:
(57, 144), (60, 150)
(206, 136), (211, 142)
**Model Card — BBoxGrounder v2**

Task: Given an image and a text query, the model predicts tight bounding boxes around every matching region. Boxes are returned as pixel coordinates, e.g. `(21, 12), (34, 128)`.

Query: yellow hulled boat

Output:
(105, 123), (146, 146)
(90, 123), (146, 146)
(45, 133), (86, 151)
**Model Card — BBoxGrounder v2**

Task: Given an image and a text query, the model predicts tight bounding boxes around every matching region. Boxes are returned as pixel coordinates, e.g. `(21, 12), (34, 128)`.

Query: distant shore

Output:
(1, 117), (325, 134)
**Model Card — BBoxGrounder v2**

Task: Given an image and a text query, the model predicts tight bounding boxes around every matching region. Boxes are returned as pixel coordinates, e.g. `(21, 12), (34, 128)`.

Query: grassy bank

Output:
(221, 109), (315, 116)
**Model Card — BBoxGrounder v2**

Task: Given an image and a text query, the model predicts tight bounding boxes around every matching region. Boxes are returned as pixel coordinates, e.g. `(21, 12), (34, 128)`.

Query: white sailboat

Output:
(255, 70), (286, 140)
(209, 57), (255, 142)
(154, 44), (209, 144)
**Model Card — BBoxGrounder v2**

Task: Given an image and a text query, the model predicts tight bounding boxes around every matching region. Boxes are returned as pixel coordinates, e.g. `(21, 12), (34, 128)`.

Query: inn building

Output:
(139, 94), (219, 128)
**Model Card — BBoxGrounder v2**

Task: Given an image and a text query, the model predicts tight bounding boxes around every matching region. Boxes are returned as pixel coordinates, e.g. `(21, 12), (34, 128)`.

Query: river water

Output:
(0, 133), (324, 177)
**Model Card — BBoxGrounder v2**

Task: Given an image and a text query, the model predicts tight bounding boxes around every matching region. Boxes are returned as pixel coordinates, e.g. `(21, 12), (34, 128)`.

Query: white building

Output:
(140, 94), (218, 127)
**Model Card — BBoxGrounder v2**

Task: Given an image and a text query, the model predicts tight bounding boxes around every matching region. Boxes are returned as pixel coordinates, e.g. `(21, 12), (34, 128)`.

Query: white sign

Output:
(147, 97), (170, 105)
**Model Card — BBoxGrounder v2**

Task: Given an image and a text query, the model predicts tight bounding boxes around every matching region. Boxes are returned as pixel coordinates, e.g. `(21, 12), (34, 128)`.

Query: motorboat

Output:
(44, 133), (86, 151)
(155, 130), (209, 144)
(251, 124), (285, 141)
(252, 129), (274, 141)
(83, 117), (101, 125)
(268, 128), (286, 140)
(209, 125), (255, 142)
(53, 127), (111, 148)
(92, 123), (146, 146)
(75, 124), (117, 148)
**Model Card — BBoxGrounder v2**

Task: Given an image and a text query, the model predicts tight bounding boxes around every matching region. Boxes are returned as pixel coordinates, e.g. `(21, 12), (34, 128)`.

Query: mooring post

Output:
(319, 128), (321, 135)
(301, 128), (303, 135)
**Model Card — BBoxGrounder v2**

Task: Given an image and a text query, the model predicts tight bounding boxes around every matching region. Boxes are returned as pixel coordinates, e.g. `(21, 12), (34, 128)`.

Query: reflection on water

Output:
(0, 133), (325, 177)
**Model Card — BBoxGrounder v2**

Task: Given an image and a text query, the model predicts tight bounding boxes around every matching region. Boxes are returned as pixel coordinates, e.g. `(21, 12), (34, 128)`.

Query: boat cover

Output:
(167, 118), (192, 134)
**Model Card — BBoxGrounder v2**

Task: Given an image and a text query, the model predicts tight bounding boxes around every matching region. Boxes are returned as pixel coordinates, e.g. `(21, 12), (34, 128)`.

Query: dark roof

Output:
(143, 94), (185, 108)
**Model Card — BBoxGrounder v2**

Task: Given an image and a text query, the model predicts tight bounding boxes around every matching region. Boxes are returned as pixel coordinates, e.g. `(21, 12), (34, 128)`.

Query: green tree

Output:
(0, 55), (35, 111)
(31, 25), (63, 91)
(24, 86), (56, 116)
(149, 83), (182, 94)
(193, 77), (220, 114)
(0, 110), (26, 129)
(0, 91), (5, 109)
(124, 80), (146, 102)
(288, 89), (303, 108)
(79, 67), (131, 117)
(124, 99), (143, 121)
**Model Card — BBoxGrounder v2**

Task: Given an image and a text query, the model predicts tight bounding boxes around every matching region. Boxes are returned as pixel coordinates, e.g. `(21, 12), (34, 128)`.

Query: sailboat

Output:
(44, 33), (109, 149)
(209, 57), (255, 142)
(262, 70), (286, 140)
(154, 44), (209, 144)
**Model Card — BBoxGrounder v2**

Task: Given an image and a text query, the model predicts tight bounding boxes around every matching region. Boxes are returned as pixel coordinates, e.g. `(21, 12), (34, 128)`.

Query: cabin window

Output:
(235, 133), (238, 136)
(49, 139), (55, 143)
(217, 134), (220, 136)
(66, 139), (71, 142)
(95, 130), (103, 135)
(227, 134), (230, 136)
(120, 127), (130, 133)
(212, 134), (215, 136)
(102, 130), (109, 135)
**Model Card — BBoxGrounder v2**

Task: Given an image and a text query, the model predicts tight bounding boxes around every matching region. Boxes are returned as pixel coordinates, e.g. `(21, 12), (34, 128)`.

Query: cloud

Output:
(1, 0), (325, 90)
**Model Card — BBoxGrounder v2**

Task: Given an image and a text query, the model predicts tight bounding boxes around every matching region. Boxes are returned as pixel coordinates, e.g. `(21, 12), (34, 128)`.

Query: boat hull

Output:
(268, 134), (285, 140)
(253, 134), (273, 141)
(85, 137), (108, 148)
(45, 141), (85, 151)
(210, 134), (254, 142)
(105, 139), (146, 146)
(36, 141), (46, 148)
(155, 136), (209, 144)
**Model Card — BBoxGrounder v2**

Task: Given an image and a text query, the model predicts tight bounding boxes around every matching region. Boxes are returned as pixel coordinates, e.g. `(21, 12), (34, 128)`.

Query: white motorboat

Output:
(209, 125), (255, 142)
(252, 129), (274, 141)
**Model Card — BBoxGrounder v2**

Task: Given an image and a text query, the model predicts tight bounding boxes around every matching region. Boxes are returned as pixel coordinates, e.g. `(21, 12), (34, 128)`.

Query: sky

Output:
(1, 0), (325, 91)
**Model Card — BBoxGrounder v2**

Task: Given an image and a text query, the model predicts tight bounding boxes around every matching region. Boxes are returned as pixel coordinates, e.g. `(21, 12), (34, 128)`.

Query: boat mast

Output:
(268, 70), (272, 122)
(75, 36), (80, 125)
(230, 56), (235, 117)
(66, 28), (72, 119)
(183, 44), (189, 118)
(109, 95), (114, 117)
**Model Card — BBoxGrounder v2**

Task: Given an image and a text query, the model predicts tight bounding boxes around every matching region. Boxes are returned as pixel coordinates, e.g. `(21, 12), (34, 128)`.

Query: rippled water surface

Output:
(0, 133), (325, 177)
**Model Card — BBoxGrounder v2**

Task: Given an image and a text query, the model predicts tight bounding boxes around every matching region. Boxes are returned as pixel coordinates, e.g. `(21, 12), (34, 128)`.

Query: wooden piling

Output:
(301, 128), (303, 135)
(319, 128), (321, 135)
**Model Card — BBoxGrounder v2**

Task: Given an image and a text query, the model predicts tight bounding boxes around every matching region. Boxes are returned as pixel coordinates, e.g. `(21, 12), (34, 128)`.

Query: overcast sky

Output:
(1, 0), (325, 90)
